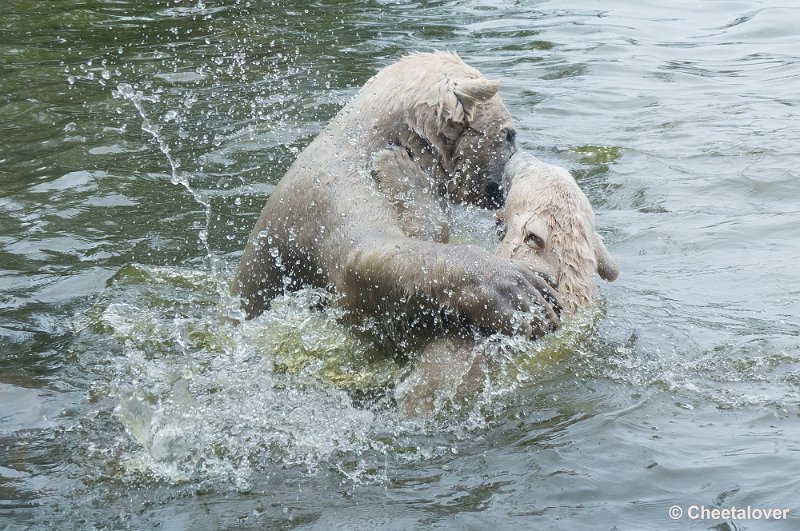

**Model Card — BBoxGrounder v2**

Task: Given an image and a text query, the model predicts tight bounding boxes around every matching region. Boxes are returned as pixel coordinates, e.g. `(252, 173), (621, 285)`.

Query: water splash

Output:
(75, 263), (610, 489)
(79, 266), (393, 488)
(112, 83), (217, 274)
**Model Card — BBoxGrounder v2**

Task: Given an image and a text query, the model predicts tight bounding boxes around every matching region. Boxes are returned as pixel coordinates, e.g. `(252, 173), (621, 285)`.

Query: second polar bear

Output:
(390, 151), (619, 416)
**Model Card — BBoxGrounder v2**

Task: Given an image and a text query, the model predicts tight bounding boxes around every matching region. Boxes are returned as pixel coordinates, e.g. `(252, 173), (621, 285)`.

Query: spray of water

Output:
(74, 15), (613, 491)
(113, 83), (218, 277)
(88, 77), (609, 489)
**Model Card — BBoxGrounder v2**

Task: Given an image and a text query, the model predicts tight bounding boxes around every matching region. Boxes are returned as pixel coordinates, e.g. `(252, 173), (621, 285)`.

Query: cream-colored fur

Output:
(497, 152), (619, 314)
(232, 53), (560, 341)
(395, 151), (619, 417)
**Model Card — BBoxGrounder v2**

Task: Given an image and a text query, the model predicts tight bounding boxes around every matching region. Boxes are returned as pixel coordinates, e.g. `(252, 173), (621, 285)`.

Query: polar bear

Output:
(394, 151), (619, 416)
(232, 52), (561, 339)
(496, 152), (619, 312)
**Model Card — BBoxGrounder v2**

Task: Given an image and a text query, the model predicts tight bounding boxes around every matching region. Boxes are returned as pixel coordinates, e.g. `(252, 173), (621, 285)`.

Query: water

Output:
(2, 0), (799, 528)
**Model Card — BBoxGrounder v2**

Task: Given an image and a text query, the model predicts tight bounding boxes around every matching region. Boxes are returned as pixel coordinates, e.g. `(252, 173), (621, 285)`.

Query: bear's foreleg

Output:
(340, 235), (562, 339)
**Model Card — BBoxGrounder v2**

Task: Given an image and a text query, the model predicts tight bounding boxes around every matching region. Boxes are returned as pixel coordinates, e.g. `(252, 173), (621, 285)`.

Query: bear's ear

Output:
(438, 77), (500, 126)
(593, 232), (619, 282)
(454, 78), (500, 123)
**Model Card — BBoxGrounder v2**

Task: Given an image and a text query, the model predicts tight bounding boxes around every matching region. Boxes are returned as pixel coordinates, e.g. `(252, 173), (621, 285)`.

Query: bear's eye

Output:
(524, 232), (545, 250)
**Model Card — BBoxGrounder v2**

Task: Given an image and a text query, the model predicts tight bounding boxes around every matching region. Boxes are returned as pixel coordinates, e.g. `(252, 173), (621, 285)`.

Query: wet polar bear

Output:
(496, 152), (619, 312)
(392, 151), (620, 416)
(232, 52), (561, 340)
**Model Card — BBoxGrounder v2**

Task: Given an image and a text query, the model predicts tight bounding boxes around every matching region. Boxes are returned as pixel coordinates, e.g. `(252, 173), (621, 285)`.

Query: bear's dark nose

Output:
(484, 181), (504, 209)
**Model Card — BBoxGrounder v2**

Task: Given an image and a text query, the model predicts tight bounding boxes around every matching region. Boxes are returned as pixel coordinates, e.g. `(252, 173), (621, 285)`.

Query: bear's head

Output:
(437, 79), (517, 209)
(387, 52), (517, 209)
(496, 152), (619, 314)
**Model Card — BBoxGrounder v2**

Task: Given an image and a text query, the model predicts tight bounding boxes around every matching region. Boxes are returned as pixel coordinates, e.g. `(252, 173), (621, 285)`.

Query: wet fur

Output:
(393, 151), (620, 417)
(232, 52), (560, 340)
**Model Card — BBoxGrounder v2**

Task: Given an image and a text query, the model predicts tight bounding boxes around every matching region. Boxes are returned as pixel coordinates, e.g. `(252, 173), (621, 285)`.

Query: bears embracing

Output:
(232, 52), (561, 341)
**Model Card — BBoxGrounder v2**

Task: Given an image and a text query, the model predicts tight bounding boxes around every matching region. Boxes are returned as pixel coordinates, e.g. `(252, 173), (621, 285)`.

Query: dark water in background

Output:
(2, 0), (800, 529)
